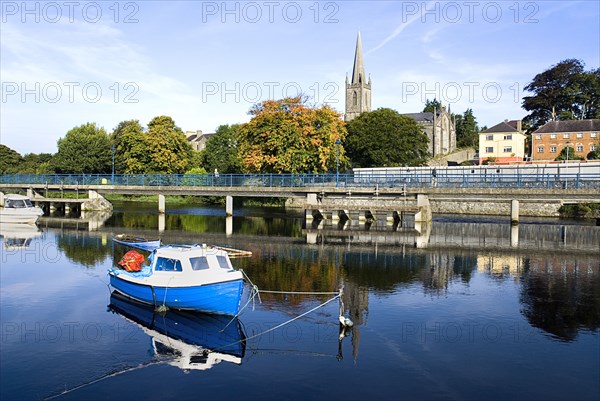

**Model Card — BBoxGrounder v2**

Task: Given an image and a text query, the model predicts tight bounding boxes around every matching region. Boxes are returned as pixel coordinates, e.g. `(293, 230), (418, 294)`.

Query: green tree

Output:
(237, 97), (347, 173)
(522, 59), (600, 132)
(20, 153), (54, 174)
(587, 137), (600, 160)
(423, 98), (442, 113)
(201, 124), (241, 173)
(0, 145), (23, 173)
(346, 108), (430, 167)
(556, 146), (584, 161)
(456, 109), (479, 148)
(144, 116), (194, 174)
(53, 123), (112, 173)
(111, 117), (195, 174)
(111, 120), (146, 174)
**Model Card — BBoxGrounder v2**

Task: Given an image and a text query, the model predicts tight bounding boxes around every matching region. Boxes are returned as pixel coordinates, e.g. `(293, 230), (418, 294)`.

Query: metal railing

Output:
(1, 173), (600, 190)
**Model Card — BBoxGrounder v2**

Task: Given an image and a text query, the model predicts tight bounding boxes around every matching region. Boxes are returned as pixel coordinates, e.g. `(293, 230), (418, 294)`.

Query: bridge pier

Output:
(414, 195), (432, 223)
(511, 200), (519, 225)
(226, 196), (233, 216)
(226, 216), (233, 236)
(158, 214), (165, 232)
(158, 194), (165, 214)
(511, 224), (519, 247)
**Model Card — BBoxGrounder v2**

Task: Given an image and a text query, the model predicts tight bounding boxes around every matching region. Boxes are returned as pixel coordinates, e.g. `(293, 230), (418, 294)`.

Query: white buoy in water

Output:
(339, 315), (354, 327)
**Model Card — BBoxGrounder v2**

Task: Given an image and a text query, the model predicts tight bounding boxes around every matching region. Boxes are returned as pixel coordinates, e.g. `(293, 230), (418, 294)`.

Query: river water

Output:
(1, 203), (599, 401)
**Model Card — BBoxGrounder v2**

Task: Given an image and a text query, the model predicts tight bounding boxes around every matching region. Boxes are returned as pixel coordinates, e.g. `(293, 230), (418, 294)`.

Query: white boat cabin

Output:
(2, 194), (36, 209)
(144, 245), (242, 286)
(151, 245), (234, 272)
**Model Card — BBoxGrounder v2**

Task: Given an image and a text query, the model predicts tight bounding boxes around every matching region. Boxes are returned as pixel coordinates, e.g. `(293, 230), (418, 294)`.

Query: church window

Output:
(353, 91), (357, 106)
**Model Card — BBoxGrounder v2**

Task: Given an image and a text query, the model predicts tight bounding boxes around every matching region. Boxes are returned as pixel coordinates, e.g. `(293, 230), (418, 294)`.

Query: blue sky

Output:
(1, 0), (599, 154)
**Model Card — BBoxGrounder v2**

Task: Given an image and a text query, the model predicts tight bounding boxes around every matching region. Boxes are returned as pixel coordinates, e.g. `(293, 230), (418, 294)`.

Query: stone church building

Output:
(402, 107), (456, 157)
(344, 33), (456, 157)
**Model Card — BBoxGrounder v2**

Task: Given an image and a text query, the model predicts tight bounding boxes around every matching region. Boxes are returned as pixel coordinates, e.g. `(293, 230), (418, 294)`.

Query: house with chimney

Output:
(185, 130), (214, 152)
(531, 119), (600, 161)
(478, 120), (526, 164)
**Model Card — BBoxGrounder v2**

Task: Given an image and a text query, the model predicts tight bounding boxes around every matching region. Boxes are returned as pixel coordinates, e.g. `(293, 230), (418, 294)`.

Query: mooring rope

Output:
(44, 360), (165, 400)
(257, 290), (339, 295)
(213, 292), (340, 353)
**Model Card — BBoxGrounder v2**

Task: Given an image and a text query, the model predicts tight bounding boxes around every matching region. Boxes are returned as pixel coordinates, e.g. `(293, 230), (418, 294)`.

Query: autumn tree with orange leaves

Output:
(236, 97), (348, 173)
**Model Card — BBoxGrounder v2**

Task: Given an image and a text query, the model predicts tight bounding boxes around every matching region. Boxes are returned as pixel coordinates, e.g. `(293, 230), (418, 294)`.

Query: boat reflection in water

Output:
(108, 292), (246, 371)
(0, 222), (42, 249)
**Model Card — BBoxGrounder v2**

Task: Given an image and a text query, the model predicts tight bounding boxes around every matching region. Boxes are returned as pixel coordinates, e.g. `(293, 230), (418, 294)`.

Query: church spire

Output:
(351, 31), (366, 85)
(345, 31), (371, 122)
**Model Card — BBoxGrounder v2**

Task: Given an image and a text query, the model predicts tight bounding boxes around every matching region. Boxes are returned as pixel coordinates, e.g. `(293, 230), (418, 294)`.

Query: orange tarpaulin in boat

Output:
(118, 250), (145, 272)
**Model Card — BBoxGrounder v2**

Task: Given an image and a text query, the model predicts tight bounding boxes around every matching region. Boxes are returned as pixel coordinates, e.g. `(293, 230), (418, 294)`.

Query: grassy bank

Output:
(103, 194), (287, 207)
(558, 203), (600, 219)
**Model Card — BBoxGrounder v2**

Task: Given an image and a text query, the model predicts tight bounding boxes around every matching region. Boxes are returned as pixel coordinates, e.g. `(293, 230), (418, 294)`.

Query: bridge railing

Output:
(1, 173), (599, 189)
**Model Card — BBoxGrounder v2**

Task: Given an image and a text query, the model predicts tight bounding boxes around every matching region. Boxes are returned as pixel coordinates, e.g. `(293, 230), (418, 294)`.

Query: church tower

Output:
(345, 32), (371, 122)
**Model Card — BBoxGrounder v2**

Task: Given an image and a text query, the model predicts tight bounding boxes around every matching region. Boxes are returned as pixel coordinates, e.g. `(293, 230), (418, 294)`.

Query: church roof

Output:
(351, 32), (367, 85)
(533, 119), (600, 133)
(402, 112), (435, 122)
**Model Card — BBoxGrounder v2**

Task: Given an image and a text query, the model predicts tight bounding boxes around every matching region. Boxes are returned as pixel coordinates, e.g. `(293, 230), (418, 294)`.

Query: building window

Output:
(503, 146), (512, 153)
(486, 135), (493, 141)
(591, 133), (598, 138)
(503, 135), (512, 140)
(576, 133), (583, 138)
(485, 147), (494, 153)
(550, 146), (557, 153)
(576, 144), (584, 152)
(550, 134), (557, 139)
(537, 146), (544, 153)
(563, 133), (570, 139)
(535, 134), (542, 140)
(591, 144), (597, 151)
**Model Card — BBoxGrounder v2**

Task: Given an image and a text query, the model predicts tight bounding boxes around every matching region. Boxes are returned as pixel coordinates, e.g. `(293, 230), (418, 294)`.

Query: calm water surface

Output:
(1, 204), (599, 401)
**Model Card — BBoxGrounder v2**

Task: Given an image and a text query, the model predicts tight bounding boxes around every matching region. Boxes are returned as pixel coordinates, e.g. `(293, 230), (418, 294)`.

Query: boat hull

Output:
(109, 273), (244, 315)
(113, 236), (161, 251)
(0, 210), (43, 224)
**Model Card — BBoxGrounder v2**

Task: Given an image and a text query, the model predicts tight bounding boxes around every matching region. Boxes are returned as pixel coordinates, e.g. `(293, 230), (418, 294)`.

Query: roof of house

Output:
(482, 120), (522, 134)
(534, 119), (600, 134)
(187, 133), (215, 142)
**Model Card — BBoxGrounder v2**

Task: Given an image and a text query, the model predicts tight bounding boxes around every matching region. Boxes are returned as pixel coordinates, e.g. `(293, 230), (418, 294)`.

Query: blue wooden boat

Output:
(113, 234), (162, 251)
(108, 292), (245, 369)
(108, 244), (244, 315)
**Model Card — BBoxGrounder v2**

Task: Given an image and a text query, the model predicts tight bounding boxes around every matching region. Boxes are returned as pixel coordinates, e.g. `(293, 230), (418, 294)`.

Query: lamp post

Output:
(565, 141), (572, 163)
(335, 139), (341, 187)
(565, 141), (572, 188)
(111, 145), (115, 184)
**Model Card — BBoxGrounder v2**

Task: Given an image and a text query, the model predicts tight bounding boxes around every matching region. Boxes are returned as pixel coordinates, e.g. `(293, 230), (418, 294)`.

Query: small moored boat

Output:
(0, 194), (43, 224)
(113, 234), (162, 251)
(108, 244), (244, 315)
